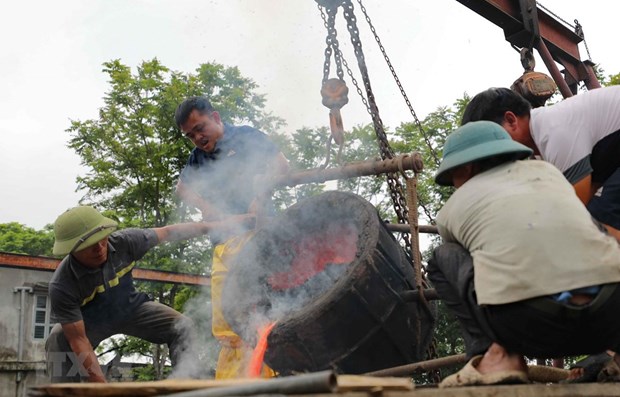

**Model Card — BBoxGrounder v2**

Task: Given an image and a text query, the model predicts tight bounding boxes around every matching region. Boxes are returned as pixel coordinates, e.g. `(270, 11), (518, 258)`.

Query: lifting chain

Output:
(354, 0), (440, 164)
(317, 0), (440, 381)
(320, 3), (347, 164)
(536, 2), (592, 61)
(321, 5), (345, 83)
(340, 0), (415, 263)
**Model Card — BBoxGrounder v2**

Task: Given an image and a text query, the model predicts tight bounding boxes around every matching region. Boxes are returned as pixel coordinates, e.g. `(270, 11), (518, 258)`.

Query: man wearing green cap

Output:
(429, 121), (620, 387)
(46, 205), (244, 383)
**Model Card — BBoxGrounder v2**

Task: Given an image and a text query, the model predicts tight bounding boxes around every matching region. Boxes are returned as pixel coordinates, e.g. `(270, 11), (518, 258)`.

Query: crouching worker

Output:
(429, 121), (620, 387)
(45, 206), (238, 383)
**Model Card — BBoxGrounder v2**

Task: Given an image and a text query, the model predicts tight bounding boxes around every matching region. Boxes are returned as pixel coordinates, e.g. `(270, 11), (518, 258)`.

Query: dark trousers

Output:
(428, 243), (620, 359)
(45, 301), (194, 382)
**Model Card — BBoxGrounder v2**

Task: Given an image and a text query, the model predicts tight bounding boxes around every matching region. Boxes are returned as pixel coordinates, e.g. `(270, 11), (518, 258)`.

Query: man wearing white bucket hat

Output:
(429, 121), (620, 387)
(46, 205), (245, 383)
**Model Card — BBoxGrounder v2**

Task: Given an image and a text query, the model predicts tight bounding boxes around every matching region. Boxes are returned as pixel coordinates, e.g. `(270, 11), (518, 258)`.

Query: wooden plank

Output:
(30, 375), (414, 397)
(335, 375), (413, 392)
(30, 378), (266, 397)
(30, 377), (620, 397)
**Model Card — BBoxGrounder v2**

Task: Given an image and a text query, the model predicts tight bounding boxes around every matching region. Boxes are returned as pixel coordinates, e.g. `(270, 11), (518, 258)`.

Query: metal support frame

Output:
(455, 0), (601, 95)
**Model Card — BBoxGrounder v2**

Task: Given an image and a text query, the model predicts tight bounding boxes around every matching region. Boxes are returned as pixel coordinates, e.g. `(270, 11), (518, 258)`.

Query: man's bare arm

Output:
(573, 174), (596, 205)
(572, 175), (620, 242)
(61, 321), (106, 383)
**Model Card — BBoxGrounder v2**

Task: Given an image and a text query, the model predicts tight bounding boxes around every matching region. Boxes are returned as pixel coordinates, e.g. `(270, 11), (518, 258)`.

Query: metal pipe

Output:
(400, 289), (439, 302)
(364, 354), (467, 377)
(165, 370), (337, 397)
(583, 60), (602, 90)
(14, 286), (33, 385)
(536, 39), (573, 98)
(385, 223), (438, 234)
(256, 153), (423, 193)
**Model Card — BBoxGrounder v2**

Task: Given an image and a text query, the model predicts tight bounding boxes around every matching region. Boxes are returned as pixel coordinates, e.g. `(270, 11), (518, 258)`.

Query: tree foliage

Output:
(603, 69), (620, 87)
(0, 222), (54, 256)
(67, 59), (284, 227)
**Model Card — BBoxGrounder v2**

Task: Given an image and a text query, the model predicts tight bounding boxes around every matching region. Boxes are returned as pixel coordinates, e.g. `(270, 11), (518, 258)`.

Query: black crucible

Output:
(221, 191), (435, 375)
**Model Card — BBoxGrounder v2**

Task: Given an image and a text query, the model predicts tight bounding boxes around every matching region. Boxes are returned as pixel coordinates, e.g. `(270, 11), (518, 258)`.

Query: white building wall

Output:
(0, 267), (53, 397)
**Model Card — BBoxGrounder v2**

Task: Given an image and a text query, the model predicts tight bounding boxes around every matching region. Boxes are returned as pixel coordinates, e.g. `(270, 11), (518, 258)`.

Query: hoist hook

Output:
(520, 47), (535, 72)
(321, 78), (348, 165)
(511, 47), (557, 108)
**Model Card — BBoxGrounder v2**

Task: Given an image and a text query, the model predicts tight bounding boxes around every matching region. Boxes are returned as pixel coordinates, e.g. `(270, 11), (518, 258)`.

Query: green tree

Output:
(0, 222), (54, 256)
(604, 70), (620, 86)
(68, 58), (285, 227)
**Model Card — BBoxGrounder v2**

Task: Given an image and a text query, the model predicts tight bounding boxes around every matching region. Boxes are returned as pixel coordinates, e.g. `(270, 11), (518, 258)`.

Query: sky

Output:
(1, 0), (618, 229)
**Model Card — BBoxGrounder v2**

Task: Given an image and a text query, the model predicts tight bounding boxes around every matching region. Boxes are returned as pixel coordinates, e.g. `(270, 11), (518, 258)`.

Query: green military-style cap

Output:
(435, 121), (533, 186)
(53, 206), (117, 256)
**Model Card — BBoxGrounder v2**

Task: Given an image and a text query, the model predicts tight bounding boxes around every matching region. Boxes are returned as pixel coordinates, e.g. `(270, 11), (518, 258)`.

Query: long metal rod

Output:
(364, 354), (467, 377)
(14, 286), (32, 385)
(14, 287), (33, 362)
(400, 289), (439, 302)
(583, 60), (602, 90)
(165, 370), (337, 397)
(256, 153), (423, 193)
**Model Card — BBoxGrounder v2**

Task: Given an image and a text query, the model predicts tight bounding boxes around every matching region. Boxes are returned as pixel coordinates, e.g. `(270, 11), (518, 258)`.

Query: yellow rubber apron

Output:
(211, 234), (276, 379)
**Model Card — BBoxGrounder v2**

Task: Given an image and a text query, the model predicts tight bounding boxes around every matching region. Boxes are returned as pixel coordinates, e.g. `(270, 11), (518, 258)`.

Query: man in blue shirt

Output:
(174, 97), (289, 378)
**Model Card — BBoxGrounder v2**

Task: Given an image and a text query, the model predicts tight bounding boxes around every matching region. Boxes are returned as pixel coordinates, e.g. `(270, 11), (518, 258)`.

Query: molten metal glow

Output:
(247, 322), (277, 377)
(267, 223), (358, 290)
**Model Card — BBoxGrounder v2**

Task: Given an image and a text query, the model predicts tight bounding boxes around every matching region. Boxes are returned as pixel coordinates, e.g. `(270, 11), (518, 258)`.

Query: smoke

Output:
(221, 192), (362, 351)
(168, 286), (220, 379)
(169, 190), (428, 377)
(173, 123), (293, 378)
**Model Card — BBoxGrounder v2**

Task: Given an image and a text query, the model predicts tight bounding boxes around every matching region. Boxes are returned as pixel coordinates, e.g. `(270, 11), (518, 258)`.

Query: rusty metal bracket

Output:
(455, 0), (601, 94)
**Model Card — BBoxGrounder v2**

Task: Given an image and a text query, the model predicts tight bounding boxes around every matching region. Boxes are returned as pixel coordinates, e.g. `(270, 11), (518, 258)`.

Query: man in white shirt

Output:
(430, 121), (620, 387)
(461, 86), (620, 242)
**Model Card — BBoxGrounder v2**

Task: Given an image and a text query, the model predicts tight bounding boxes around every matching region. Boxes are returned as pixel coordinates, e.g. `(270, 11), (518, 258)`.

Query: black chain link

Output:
(536, 1), (593, 61)
(354, 0), (440, 164)
(340, 0), (440, 382)
(319, 4), (345, 84)
(340, 0), (415, 262)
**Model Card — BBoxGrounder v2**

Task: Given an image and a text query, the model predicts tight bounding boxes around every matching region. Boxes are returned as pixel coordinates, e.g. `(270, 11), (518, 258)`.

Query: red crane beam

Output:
(455, 0), (600, 94)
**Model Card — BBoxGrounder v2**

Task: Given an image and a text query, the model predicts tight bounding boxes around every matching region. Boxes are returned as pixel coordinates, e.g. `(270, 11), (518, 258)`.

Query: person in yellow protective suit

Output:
(211, 235), (276, 378)
(174, 97), (289, 378)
